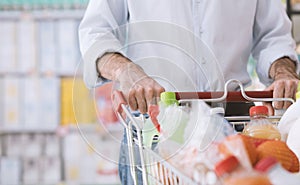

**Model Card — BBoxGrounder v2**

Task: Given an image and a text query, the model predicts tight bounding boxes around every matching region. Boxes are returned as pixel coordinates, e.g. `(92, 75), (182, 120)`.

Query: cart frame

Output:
(113, 79), (294, 185)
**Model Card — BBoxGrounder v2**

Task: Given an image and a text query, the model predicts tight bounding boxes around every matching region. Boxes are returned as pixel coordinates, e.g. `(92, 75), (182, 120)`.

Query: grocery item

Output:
(223, 174), (271, 185)
(255, 157), (300, 185)
(278, 82), (300, 141)
(256, 140), (299, 172)
(157, 92), (188, 144)
(242, 135), (271, 148)
(286, 117), (300, 167)
(184, 101), (236, 151)
(218, 134), (257, 169)
(243, 105), (281, 140)
(148, 91), (179, 133)
(215, 155), (271, 185)
(152, 92), (190, 160)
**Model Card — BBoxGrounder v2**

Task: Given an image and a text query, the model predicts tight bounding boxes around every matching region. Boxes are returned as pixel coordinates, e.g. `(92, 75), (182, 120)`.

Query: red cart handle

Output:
(175, 91), (273, 102)
(112, 90), (275, 113)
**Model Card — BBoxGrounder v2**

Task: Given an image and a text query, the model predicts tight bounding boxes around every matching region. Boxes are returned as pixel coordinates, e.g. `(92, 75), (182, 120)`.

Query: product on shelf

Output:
(61, 78), (97, 125)
(0, 157), (21, 185)
(0, 21), (17, 73)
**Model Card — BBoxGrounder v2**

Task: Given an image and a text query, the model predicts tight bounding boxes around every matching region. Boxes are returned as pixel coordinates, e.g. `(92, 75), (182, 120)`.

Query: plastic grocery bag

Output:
(184, 100), (235, 151)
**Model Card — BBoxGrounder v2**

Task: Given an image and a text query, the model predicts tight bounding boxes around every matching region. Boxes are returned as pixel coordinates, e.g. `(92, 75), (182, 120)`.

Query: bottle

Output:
(242, 105), (281, 140)
(255, 156), (300, 185)
(198, 107), (236, 150)
(151, 92), (190, 158)
(278, 82), (300, 141)
(144, 92), (179, 148)
(215, 155), (271, 185)
(157, 92), (189, 144)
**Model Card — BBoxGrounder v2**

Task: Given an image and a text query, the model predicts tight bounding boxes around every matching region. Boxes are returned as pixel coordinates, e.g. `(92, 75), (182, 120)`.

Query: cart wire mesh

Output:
(113, 79), (294, 185)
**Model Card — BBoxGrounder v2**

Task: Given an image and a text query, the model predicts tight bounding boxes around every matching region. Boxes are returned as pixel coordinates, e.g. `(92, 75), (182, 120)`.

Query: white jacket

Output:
(79, 0), (299, 91)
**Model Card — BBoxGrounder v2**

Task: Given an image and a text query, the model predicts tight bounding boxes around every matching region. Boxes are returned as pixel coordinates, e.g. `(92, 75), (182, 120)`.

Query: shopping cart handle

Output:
(112, 90), (127, 114)
(175, 91), (273, 102)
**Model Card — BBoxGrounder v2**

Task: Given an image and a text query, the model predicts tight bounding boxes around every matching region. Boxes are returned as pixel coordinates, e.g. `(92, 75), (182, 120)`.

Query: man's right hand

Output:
(97, 53), (165, 114)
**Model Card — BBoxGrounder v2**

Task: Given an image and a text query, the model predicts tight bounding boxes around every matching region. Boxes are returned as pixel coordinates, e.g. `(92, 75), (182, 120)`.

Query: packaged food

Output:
(243, 106), (281, 140)
(255, 156), (300, 185)
(278, 82), (300, 141)
(215, 155), (271, 185)
(218, 134), (257, 169)
(256, 140), (299, 172)
(286, 117), (300, 167)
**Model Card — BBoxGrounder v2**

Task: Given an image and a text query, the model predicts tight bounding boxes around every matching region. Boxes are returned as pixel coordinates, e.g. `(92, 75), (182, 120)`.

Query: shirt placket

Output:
(192, 0), (205, 38)
(192, 0), (206, 90)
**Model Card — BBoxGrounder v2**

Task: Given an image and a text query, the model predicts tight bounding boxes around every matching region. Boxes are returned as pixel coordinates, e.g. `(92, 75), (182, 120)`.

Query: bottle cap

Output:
(214, 155), (239, 177)
(210, 107), (225, 115)
(296, 82), (300, 100)
(160, 92), (178, 106)
(249, 106), (268, 117)
(254, 156), (278, 172)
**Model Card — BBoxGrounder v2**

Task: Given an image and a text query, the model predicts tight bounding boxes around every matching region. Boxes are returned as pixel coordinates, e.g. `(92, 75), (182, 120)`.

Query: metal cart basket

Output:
(112, 79), (294, 185)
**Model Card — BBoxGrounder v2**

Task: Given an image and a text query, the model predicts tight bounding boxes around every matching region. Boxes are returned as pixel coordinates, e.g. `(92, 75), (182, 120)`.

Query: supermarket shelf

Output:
(0, 127), (58, 134)
(0, 0), (89, 11)
(0, 124), (114, 135)
(0, 9), (85, 20)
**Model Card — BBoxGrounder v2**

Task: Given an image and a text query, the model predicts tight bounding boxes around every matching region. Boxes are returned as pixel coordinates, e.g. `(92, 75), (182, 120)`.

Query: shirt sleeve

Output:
(251, 0), (299, 86)
(78, 0), (128, 88)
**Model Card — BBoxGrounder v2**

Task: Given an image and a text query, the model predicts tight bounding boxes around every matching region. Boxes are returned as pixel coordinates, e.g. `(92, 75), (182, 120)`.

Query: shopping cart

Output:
(112, 79), (295, 185)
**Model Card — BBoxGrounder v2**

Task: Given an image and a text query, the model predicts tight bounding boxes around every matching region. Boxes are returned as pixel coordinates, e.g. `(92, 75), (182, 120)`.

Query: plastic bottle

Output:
(255, 156), (300, 185)
(157, 92), (189, 144)
(242, 105), (281, 140)
(144, 92), (180, 148)
(214, 155), (271, 185)
(149, 92), (190, 159)
(278, 82), (300, 141)
(198, 107), (236, 150)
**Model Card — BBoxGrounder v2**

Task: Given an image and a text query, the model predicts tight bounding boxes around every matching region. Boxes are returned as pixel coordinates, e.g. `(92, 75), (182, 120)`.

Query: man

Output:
(79, 0), (299, 184)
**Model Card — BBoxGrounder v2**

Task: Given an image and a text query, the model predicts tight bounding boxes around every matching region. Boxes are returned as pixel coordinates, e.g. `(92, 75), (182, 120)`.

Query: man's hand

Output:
(265, 57), (299, 115)
(97, 53), (165, 114)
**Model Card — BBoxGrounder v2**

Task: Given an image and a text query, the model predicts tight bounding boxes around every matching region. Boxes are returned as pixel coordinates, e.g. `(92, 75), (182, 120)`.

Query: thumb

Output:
(265, 83), (274, 91)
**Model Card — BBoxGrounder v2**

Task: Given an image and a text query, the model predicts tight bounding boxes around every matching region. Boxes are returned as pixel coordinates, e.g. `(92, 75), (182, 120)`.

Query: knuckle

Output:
(156, 86), (165, 93)
(129, 88), (136, 96)
(136, 86), (144, 94)
(145, 87), (154, 97)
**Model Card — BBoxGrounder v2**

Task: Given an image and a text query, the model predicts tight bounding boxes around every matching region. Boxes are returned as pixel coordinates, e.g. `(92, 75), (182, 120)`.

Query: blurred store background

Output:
(0, 0), (300, 185)
(0, 1), (122, 185)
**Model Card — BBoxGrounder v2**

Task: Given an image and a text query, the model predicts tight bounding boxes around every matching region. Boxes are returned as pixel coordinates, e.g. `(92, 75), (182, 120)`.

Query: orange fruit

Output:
(256, 140), (299, 172)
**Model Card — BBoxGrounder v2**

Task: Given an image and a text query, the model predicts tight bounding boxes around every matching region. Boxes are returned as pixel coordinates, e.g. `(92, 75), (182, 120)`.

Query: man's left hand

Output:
(265, 57), (299, 115)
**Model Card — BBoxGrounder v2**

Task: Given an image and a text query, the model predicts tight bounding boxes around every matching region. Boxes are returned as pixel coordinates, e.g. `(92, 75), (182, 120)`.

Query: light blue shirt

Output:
(79, 0), (299, 91)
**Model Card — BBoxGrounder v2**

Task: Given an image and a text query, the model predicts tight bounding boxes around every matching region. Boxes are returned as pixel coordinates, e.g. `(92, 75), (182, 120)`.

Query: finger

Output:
(262, 102), (274, 116)
(144, 87), (154, 107)
(155, 85), (165, 102)
(145, 84), (165, 108)
(135, 87), (147, 114)
(128, 89), (138, 111)
(283, 81), (296, 109)
(273, 81), (285, 109)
